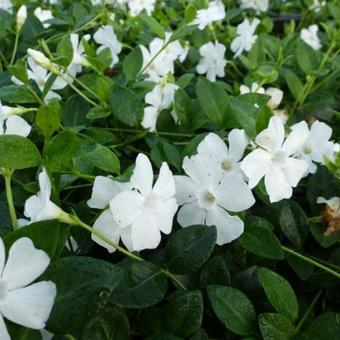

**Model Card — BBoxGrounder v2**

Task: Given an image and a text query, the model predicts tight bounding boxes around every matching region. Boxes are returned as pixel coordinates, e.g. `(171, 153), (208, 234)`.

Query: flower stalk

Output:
(2, 170), (18, 230)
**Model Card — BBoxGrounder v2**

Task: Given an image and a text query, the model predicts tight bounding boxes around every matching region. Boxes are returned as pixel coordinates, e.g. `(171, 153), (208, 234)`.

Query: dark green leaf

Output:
(0, 85), (38, 104)
(258, 313), (295, 340)
(123, 47), (143, 80)
(140, 13), (165, 38)
(36, 99), (61, 139)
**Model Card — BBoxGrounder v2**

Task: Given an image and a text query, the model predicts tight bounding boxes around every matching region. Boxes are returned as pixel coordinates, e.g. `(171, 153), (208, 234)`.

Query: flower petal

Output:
(0, 314), (10, 340)
(174, 175), (198, 205)
(2, 238), (50, 290)
(197, 133), (229, 159)
(92, 210), (121, 253)
(153, 162), (176, 200)
(177, 201), (206, 227)
(282, 158), (308, 187)
(110, 191), (144, 228)
(255, 116), (284, 152)
(153, 198), (178, 234)
(0, 238), (5, 276)
(228, 129), (249, 162)
(205, 206), (244, 245)
(264, 165), (292, 203)
(130, 154), (153, 195)
(282, 121), (309, 155)
(5, 116), (31, 137)
(1, 281), (56, 329)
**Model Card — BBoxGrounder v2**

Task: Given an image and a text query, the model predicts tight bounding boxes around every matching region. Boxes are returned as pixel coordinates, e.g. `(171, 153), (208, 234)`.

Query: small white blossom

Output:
(300, 25), (322, 50)
(175, 148), (255, 245)
(240, 0), (269, 12)
(231, 18), (260, 58)
(142, 80), (178, 131)
(24, 168), (72, 224)
(16, 5), (27, 31)
(241, 117), (309, 203)
(311, 0), (326, 12)
(68, 33), (90, 75)
(34, 7), (53, 28)
(93, 25), (121, 67)
(128, 0), (156, 16)
(110, 154), (178, 251)
(240, 81), (265, 94)
(0, 237), (56, 340)
(265, 87), (289, 123)
(0, 0), (12, 12)
(196, 41), (226, 82)
(191, 0), (225, 30)
(294, 120), (339, 175)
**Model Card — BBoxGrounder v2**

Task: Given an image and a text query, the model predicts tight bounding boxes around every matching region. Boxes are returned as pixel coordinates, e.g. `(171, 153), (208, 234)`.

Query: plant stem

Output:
(282, 246), (340, 279)
(106, 127), (194, 137)
(295, 290), (322, 333)
(161, 269), (187, 290)
(4, 171), (18, 230)
(9, 31), (20, 66)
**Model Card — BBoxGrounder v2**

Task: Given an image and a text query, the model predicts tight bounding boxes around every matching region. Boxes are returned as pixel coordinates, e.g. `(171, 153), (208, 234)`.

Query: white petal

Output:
(2, 238), (50, 290)
(310, 120), (332, 142)
(174, 176), (198, 205)
(282, 121), (309, 155)
(153, 162), (175, 200)
(130, 154), (153, 195)
(0, 238), (5, 276)
(215, 174), (255, 212)
(264, 165), (292, 203)
(109, 191), (144, 228)
(4, 116), (31, 137)
(205, 206), (244, 245)
(24, 195), (43, 221)
(0, 315), (10, 340)
(130, 212), (161, 251)
(197, 133), (229, 159)
(39, 168), (52, 203)
(282, 158), (308, 187)
(255, 116), (284, 153)
(1, 281), (56, 329)
(265, 87), (283, 110)
(177, 201), (206, 227)
(153, 198), (178, 234)
(228, 129), (249, 162)
(240, 148), (272, 188)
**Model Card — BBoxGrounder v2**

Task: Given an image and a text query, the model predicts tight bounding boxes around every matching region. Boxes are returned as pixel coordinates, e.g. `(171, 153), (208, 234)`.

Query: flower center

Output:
(221, 159), (233, 171)
(198, 190), (216, 209)
(272, 150), (287, 164)
(303, 145), (313, 155)
(143, 192), (159, 210)
(0, 279), (9, 302)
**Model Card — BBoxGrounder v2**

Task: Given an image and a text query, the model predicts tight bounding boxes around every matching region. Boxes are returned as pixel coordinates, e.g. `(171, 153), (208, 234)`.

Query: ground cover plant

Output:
(0, 0), (339, 339)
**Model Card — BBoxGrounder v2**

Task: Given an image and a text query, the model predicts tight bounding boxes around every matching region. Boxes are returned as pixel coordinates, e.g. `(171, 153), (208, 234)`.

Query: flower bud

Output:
(16, 5), (27, 31)
(27, 48), (59, 73)
(265, 87), (284, 110)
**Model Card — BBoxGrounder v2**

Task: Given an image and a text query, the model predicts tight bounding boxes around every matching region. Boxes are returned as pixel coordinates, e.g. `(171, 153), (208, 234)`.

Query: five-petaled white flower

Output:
(0, 102), (31, 137)
(142, 79), (178, 131)
(34, 7), (54, 28)
(128, 0), (156, 16)
(93, 25), (121, 67)
(110, 154), (178, 251)
(240, 81), (265, 95)
(24, 168), (72, 224)
(294, 120), (339, 175)
(0, 237), (56, 340)
(241, 116), (309, 203)
(191, 0), (225, 30)
(240, 0), (269, 12)
(175, 150), (255, 245)
(300, 25), (322, 50)
(196, 41), (226, 82)
(68, 33), (90, 75)
(231, 18), (260, 58)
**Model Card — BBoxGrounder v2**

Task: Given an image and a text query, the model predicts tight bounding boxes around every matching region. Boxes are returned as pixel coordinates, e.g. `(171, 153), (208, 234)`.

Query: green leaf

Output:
(199, 255), (230, 289)
(170, 23), (197, 42)
(56, 35), (74, 66)
(45, 256), (123, 333)
(140, 13), (165, 38)
(36, 99), (61, 139)
(123, 47), (143, 80)
(162, 291), (203, 337)
(8, 59), (28, 84)
(238, 218), (284, 260)
(82, 305), (130, 340)
(286, 254), (314, 280)
(295, 40), (320, 74)
(0, 135), (41, 169)
(258, 267), (298, 322)
(196, 77), (229, 127)
(0, 85), (38, 104)
(258, 313), (295, 340)
(63, 95), (90, 128)
(165, 225), (217, 274)
(109, 86), (143, 127)
(4, 220), (69, 261)
(208, 285), (257, 336)
(7, 325), (42, 340)
(110, 261), (168, 308)
(282, 69), (304, 99)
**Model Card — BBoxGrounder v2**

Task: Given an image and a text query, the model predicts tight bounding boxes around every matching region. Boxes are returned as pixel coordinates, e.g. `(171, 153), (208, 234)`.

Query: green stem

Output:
(9, 31), (20, 66)
(161, 269), (187, 290)
(295, 290), (322, 333)
(282, 246), (340, 279)
(4, 171), (18, 230)
(26, 84), (44, 105)
(106, 127), (193, 137)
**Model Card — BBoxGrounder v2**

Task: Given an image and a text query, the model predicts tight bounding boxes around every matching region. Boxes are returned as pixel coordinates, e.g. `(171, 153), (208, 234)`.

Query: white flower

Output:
(0, 102), (31, 137)
(294, 120), (339, 175)
(191, 0), (225, 30)
(300, 25), (322, 50)
(93, 25), (121, 67)
(128, 0), (156, 16)
(87, 176), (131, 253)
(68, 33), (90, 75)
(24, 168), (72, 224)
(317, 196), (340, 212)
(27, 49), (55, 71)
(265, 87), (289, 123)
(240, 81), (265, 94)
(142, 80), (178, 131)
(110, 154), (178, 251)
(0, 0), (12, 12)
(0, 237), (56, 340)
(231, 18), (260, 58)
(241, 117), (309, 203)
(140, 33), (187, 82)
(34, 7), (53, 28)
(196, 41), (226, 82)
(240, 0), (269, 12)
(175, 151), (255, 245)
(311, 0), (326, 13)
(16, 5), (27, 31)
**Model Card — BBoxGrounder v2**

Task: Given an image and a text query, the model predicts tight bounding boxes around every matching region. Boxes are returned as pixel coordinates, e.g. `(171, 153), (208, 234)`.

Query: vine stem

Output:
(282, 246), (340, 279)
(9, 31), (20, 66)
(3, 171), (18, 230)
(71, 215), (187, 290)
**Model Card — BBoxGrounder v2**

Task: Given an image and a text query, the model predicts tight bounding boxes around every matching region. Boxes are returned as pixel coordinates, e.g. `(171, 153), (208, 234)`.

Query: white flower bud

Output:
(265, 87), (284, 110)
(16, 5), (27, 31)
(27, 48), (59, 73)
